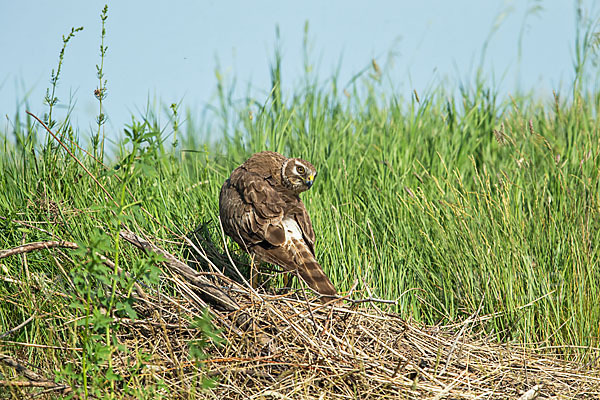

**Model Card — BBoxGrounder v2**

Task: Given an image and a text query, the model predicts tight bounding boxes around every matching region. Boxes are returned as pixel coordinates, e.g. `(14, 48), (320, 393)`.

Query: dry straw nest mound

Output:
(1, 230), (600, 399)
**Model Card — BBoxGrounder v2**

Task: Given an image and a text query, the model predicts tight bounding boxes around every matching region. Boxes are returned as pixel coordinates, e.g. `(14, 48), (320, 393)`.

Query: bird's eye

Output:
(296, 165), (305, 175)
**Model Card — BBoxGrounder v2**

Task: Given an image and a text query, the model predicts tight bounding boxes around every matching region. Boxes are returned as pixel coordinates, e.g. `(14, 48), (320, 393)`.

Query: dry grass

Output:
(182, 292), (600, 399)
(1, 229), (600, 399)
(121, 231), (600, 399)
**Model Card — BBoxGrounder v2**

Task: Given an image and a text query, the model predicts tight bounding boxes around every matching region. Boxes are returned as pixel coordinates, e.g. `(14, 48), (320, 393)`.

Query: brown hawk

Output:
(219, 151), (337, 301)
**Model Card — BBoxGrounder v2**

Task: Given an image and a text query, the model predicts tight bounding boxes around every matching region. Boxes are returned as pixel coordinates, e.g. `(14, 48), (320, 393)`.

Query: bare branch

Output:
(119, 229), (240, 311)
(0, 241), (78, 259)
(0, 315), (35, 339)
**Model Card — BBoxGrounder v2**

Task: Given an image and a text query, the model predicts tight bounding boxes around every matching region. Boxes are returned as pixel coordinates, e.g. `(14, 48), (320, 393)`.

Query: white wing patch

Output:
(282, 217), (303, 242)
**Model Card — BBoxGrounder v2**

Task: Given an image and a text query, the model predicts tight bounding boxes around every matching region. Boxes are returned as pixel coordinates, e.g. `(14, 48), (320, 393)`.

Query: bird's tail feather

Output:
(252, 238), (338, 303)
(289, 239), (337, 302)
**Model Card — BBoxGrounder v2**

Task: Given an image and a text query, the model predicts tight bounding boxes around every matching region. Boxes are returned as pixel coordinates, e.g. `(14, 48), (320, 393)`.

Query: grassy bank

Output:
(1, 6), (600, 398)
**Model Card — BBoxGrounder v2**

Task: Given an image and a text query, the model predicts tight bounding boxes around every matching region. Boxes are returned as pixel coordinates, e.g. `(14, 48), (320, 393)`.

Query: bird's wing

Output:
(219, 170), (287, 249)
(293, 202), (317, 255)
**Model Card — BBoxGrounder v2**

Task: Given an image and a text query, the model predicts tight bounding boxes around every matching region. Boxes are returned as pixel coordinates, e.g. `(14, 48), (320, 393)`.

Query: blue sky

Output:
(0, 1), (589, 138)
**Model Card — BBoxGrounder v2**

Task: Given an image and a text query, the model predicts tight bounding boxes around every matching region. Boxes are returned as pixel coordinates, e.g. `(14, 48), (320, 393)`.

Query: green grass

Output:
(1, 6), (600, 397)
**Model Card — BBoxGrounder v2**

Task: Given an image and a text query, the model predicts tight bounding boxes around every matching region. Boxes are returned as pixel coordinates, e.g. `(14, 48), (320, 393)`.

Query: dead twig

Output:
(0, 380), (68, 389)
(0, 241), (78, 259)
(0, 353), (47, 382)
(0, 315), (36, 339)
(0, 353), (71, 395)
(119, 229), (240, 311)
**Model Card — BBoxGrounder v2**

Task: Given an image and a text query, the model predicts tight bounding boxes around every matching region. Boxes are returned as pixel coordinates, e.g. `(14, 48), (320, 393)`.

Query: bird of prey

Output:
(219, 151), (337, 301)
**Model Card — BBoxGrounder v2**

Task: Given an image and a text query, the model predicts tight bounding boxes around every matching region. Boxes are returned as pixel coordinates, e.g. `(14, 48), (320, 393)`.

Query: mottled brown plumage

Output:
(219, 151), (337, 301)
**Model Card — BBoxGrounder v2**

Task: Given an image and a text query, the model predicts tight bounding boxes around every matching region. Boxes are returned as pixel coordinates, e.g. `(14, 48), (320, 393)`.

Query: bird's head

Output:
(281, 157), (317, 193)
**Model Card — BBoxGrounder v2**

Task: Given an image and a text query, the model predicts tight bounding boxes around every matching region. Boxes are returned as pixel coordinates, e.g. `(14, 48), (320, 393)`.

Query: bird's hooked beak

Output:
(305, 175), (314, 188)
